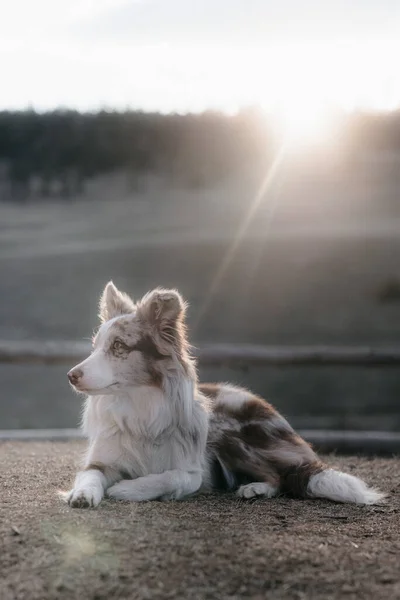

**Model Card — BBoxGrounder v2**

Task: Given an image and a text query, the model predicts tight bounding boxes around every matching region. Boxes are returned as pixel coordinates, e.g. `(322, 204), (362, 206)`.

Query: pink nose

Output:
(67, 368), (83, 385)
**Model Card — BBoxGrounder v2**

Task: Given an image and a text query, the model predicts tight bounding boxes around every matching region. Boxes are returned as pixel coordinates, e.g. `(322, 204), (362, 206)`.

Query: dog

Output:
(63, 282), (385, 507)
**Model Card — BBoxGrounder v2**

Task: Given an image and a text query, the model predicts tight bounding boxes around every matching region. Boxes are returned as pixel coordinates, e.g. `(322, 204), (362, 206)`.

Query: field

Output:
(1, 163), (400, 430)
(1, 441), (399, 600)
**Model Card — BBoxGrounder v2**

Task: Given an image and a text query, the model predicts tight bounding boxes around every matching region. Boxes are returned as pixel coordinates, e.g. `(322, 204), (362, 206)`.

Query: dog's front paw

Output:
(62, 486), (103, 508)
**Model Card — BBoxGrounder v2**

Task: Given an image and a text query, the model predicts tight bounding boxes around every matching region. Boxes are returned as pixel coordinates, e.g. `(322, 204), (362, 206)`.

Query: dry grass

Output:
(1, 441), (400, 600)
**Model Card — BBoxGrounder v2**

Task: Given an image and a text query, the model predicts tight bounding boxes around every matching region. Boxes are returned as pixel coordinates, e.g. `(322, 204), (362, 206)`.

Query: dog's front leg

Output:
(63, 462), (122, 509)
(107, 469), (202, 502)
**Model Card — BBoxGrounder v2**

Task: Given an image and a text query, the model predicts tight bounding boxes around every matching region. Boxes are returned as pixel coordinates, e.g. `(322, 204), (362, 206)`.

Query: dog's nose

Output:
(68, 368), (83, 385)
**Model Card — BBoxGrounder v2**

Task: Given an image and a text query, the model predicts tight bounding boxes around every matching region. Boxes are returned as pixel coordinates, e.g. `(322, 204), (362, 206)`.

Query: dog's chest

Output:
(118, 432), (187, 477)
(87, 395), (200, 478)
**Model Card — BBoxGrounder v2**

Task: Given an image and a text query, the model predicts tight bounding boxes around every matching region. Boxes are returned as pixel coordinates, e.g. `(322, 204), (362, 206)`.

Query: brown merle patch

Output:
(115, 332), (166, 387)
(276, 428), (308, 447)
(208, 396), (320, 494)
(145, 360), (163, 388)
(237, 397), (278, 421)
(239, 423), (272, 449)
(214, 394), (277, 422)
(136, 289), (193, 376)
(280, 461), (325, 498)
(131, 335), (165, 388)
(133, 335), (167, 360)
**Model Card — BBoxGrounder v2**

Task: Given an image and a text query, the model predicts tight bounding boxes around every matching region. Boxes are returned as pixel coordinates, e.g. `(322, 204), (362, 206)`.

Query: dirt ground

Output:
(1, 442), (400, 600)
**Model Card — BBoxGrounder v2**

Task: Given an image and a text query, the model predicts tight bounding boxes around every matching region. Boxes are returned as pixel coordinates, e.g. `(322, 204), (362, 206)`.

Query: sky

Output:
(1, 0), (400, 115)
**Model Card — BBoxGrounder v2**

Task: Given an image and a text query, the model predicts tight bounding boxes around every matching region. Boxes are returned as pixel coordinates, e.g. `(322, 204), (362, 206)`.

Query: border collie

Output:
(63, 282), (384, 507)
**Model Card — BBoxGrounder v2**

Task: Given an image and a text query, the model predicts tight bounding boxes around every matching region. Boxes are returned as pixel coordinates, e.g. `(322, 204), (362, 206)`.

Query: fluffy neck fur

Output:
(82, 363), (208, 442)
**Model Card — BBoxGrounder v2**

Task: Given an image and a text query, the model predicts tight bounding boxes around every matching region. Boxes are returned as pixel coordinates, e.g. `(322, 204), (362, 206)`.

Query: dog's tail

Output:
(281, 462), (385, 505)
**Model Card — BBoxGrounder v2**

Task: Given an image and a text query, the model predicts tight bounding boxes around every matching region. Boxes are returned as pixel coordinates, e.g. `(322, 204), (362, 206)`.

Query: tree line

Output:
(0, 109), (273, 200)
(0, 108), (399, 200)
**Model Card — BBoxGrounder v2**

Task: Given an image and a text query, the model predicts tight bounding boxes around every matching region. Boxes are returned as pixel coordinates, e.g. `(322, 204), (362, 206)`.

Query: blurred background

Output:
(1, 1), (400, 433)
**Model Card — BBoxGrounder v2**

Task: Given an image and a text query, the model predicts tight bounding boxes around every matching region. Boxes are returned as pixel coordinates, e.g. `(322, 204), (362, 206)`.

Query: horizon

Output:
(2, 0), (400, 144)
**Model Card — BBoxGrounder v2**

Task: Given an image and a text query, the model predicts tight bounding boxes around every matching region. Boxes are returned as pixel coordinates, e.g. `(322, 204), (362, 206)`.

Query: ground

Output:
(1, 441), (399, 600)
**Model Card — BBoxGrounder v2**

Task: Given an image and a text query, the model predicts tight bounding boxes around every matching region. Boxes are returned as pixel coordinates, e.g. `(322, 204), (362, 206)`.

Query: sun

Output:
(252, 43), (342, 148)
(274, 97), (334, 147)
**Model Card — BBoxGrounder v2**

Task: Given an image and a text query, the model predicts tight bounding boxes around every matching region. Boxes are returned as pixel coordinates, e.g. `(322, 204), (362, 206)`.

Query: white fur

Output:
(307, 469), (386, 505)
(63, 469), (107, 508)
(74, 349), (115, 392)
(63, 284), (210, 507)
(108, 470), (202, 501)
(65, 380), (208, 506)
(69, 316), (127, 393)
(215, 385), (251, 411)
(237, 482), (278, 499)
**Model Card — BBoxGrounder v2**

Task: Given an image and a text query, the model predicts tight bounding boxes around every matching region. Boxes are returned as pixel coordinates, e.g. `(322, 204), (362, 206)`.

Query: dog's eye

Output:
(112, 340), (128, 353)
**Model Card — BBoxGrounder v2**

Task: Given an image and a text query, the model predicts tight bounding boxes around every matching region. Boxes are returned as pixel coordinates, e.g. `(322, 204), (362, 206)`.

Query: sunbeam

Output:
(193, 143), (287, 331)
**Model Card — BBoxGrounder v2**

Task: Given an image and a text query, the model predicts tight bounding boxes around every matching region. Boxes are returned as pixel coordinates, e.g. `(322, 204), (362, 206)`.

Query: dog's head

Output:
(67, 282), (191, 395)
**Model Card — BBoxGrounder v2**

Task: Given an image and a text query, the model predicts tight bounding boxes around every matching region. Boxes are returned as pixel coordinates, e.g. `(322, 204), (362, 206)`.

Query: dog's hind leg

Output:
(237, 482), (278, 499)
(212, 432), (281, 498)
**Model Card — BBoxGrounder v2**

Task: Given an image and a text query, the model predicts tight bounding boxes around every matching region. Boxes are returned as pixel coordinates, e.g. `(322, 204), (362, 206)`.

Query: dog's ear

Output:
(99, 281), (135, 323)
(137, 288), (187, 343)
